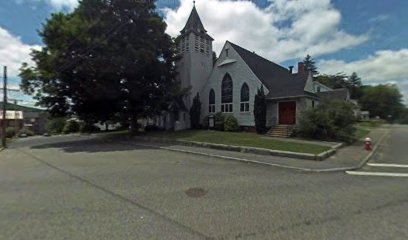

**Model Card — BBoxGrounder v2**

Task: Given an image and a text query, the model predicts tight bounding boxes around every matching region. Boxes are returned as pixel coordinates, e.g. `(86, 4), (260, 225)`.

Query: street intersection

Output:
(0, 125), (407, 239)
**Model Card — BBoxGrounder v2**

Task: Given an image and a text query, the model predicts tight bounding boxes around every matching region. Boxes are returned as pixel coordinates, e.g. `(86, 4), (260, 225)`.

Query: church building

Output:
(163, 5), (345, 135)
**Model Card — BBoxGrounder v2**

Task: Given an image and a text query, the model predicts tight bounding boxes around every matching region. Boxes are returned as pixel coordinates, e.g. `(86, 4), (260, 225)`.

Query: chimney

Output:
(298, 62), (305, 74)
(288, 66), (294, 74)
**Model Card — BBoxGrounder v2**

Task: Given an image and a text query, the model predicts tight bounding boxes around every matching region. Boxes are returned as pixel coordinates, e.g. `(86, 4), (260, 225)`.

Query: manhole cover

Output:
(185, 187), (208, 198)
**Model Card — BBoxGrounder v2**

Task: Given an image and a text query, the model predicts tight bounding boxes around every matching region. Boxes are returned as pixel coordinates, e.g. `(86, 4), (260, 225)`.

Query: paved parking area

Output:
(1, 129), (407, 239)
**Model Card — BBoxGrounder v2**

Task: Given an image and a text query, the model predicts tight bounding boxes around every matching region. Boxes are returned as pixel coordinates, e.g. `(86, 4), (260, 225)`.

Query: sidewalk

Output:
(118, 127), (390, 172)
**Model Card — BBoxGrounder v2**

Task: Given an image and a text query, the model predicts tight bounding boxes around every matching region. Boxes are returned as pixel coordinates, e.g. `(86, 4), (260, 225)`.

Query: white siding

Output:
(177, 32), (213, 109)
(199, 42), (269, 126)
(313, 81), (332, 93)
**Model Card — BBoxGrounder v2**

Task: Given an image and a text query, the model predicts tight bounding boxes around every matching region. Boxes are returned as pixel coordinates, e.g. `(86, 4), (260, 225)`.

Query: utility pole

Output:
(2, 66), (7, 148)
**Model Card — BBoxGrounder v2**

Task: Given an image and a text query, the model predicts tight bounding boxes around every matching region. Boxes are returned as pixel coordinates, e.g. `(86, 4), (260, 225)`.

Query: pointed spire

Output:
(181, 5), (206, 33)
(180, 5), (213, 40)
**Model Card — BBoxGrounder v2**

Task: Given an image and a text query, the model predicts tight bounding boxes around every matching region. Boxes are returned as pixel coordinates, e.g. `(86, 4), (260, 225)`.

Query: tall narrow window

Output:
(221, 74), (233, 113)
(240, 83), (250, 112)
(209, 89), (215, 113)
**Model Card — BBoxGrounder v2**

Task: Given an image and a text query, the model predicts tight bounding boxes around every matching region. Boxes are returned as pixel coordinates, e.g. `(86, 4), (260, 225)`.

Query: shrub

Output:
(145, 125), (165, 132)
(62, 120), (80, 134)
(214, 112), (225, 131)
(224, 115), (239, 132)
(46, 117), (66, 134)
(297, 101), (357, 143)
(201, 115), (209, 129)
(6, 127), (16, 138)
(18, 127), (35, 137)
(80, 122), (99, 133)
(189, 93), (201, 129)
(254, 86), (267, 134)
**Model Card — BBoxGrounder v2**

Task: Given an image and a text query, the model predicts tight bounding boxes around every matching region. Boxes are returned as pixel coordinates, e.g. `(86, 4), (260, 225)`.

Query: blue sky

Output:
(1, 0), (408, 105)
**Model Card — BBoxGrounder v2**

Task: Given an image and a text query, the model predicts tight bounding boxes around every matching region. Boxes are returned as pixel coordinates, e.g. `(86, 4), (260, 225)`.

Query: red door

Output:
(279, 101), (296, 125)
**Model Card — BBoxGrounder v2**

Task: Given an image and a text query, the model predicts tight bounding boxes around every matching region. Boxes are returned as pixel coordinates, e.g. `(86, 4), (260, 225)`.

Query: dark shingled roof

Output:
(317, 88), (350, 101)
(180, 6), (213, 40)
(228, 41), (313, 99)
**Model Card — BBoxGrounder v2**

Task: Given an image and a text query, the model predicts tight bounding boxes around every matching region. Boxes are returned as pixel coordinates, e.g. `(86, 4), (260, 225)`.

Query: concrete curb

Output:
(132, 136), (336, 161)
(306, 129), (391, 173)
(331, 142), (345, 150)
(356, 129), (390, 169)
(117, 141), (324, 171)
(116, 129), (389, 173)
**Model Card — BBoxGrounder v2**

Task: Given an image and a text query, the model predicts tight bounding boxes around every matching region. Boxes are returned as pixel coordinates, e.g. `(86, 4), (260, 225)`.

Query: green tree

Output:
(46, 117), (67, 134)
(62, 120), (80, 134)
(19, 0), (178, 133)
(253, 86), (267, 134)
(397, 108), (408, 124)
(346, 72), (363, 99)
(189, 93), (201, 129)
(303, 54), (319, 76)
(315, 73), (348, 89)
(359, 84), (404, 121)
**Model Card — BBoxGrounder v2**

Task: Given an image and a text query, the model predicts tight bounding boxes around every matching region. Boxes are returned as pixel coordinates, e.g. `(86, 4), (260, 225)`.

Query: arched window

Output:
(209, 89), (215, 113)
(221, 74), (233, 113)
(240, 83), (250, 112)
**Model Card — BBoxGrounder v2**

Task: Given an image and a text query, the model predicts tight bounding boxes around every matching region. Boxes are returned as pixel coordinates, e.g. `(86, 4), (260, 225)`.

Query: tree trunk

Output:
(129, 114), (139, 135)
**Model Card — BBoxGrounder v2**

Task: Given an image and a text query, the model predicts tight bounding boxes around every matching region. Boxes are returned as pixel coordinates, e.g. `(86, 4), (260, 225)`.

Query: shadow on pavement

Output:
(29, 137), (156, 153)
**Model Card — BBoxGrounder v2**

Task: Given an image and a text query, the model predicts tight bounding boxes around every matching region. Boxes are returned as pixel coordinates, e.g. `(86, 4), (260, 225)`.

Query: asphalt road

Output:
(1, 127), (407, 240)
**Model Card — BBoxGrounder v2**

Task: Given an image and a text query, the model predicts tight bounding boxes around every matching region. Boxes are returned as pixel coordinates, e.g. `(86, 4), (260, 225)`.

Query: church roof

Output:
(180, 6), (213, 40)
(228, 41), (314, 99)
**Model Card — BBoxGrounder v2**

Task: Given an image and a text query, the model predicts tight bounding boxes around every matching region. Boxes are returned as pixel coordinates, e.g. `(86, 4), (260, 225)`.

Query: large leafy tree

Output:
(303, 54), (319, 76)
(359, 84), (405, 121)
(20, 0), (178, 131)
(254, 86), (267, 134)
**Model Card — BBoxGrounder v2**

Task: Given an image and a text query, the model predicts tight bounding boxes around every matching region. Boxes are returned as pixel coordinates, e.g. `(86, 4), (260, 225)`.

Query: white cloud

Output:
(16, 0), (78, 10)
(47, 0), (78, 10)
(163, 0), (368, 62)
(0, 27), (41, 78)
(318, 49), (408, 102)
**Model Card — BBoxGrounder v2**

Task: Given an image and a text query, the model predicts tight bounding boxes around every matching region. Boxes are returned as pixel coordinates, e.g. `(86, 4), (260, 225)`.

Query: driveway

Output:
(1, 128), (407, 240)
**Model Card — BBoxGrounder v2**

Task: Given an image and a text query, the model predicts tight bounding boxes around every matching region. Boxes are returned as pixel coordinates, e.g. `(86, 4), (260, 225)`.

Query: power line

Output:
(2, 66), (7, 148)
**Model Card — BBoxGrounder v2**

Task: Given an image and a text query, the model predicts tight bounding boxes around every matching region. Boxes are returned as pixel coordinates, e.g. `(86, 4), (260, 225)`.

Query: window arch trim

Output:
(221, 73), (233, 113)
(209, 89), (215, 113)
(240, 83), (250, 112)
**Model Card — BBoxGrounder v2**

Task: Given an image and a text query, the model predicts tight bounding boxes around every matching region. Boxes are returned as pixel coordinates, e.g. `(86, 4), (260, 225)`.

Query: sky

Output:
(1, 0), (408, 106)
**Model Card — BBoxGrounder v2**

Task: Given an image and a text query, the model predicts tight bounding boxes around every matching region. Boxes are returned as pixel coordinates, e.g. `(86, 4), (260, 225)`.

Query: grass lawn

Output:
(354, 128), (370, 140)
(148, 130), (330, 155)
(354, 120), (383, 140)
(357, 120), (384, 129)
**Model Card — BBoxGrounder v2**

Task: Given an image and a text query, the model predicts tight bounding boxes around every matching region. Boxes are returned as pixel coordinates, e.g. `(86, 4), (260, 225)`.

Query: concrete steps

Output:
(266, 125), (294, 138)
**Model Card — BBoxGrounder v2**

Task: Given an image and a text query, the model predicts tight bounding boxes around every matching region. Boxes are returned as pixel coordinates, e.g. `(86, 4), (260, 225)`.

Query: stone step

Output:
(266, 125), (294, 138)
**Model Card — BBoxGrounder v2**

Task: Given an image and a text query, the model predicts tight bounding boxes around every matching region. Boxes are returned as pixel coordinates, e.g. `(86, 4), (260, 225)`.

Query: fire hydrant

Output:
(364, 137), (372, 151)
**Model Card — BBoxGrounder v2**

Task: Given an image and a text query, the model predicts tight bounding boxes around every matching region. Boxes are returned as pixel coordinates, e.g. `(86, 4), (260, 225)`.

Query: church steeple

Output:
(180, 5), (213, 40)
(176, 4), (214, 115)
